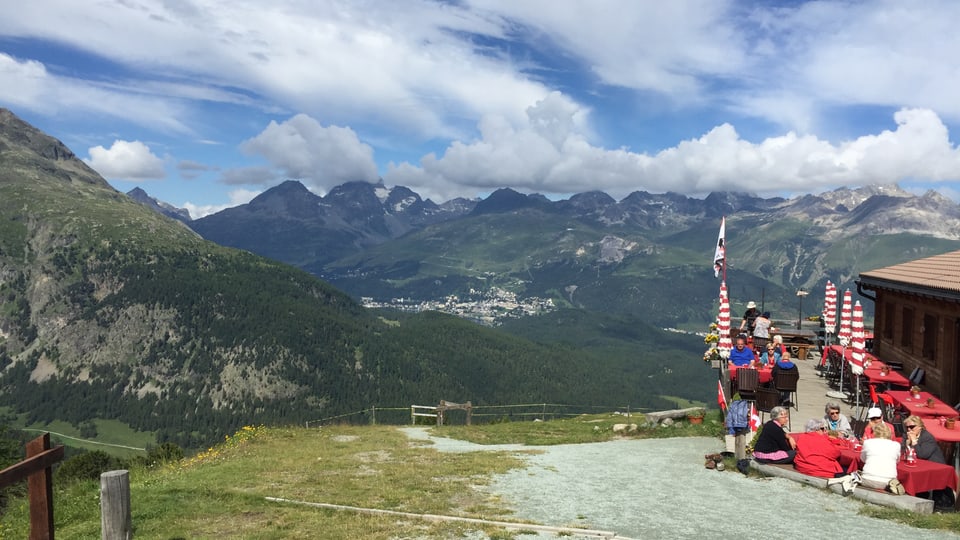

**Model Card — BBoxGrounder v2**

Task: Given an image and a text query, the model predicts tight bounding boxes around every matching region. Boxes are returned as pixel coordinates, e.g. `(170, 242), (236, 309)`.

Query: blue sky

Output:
(2, 0), (960, 218)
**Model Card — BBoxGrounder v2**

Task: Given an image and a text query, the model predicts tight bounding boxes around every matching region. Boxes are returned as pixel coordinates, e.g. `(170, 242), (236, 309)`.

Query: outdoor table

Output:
(820, 344), (879, 367)
(886, 390), (957, 418)
(924, 419), (960, 473)
(862, 363), (911, 388)
(836, 444), (959, 496)
(729, 364), (772, 385)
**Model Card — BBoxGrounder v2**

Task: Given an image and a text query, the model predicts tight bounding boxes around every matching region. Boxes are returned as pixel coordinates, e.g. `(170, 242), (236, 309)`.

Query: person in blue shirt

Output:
(728, 336), (755, 366)
(772, 350), (799, 405)
(760, 342), (781, 365)
(773, 349), (796, 371)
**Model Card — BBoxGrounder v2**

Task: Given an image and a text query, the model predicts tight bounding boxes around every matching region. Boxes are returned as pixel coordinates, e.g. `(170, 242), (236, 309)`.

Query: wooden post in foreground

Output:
(26, 434), (56, 540)
(100, 470), (132, 540)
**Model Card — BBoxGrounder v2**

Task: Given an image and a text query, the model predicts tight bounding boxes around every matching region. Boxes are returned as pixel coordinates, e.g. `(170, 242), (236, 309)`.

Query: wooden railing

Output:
(0, 433), (65, 539)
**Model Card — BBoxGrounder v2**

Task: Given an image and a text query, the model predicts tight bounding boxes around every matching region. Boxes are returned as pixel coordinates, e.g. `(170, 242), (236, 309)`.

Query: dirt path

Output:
(403, 428), (958, 539)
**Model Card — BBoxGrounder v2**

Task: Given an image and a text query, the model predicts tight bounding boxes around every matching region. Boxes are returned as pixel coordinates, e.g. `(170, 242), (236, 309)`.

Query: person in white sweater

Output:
(859, 423), (904, 494)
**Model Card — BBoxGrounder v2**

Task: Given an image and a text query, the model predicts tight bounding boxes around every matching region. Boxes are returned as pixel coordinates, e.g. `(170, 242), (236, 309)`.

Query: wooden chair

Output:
(736, 368), (760, 402)
(755, 387), (780, 422)
(850, 419), (868, 440)
(774, 369), (800, 410)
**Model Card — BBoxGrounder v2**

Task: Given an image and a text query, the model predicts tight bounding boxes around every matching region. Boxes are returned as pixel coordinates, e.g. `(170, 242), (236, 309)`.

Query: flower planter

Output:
(687, 415), (704, 424)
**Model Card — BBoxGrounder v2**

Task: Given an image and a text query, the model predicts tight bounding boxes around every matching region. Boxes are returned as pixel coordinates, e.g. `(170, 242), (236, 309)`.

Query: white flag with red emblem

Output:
(749, 403), (761, 432)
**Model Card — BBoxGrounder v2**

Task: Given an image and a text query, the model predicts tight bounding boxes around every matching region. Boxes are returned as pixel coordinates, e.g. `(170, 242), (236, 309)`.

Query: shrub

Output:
(56, 450), (118, 483)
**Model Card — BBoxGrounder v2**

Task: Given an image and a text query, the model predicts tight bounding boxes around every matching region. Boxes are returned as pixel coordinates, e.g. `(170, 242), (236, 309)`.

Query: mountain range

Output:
(132, 176), (960, 329)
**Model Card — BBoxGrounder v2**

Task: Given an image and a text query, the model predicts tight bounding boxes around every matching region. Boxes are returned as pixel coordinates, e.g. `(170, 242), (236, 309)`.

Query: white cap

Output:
(867, 407), (883, 419)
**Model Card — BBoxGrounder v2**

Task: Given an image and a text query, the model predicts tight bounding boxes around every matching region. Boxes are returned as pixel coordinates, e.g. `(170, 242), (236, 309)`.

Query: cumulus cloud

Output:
(240, 114), (379, 193)
(387, 104), (960, 201)
(84, 140), (166, 180)
(183, 188), (261, 219)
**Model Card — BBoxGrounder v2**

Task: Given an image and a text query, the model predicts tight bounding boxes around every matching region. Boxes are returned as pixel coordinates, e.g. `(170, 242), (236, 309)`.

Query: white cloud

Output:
(183, 188), (262, 219)
(240, 114), (379, 192)
(0, 53), (192, 134)
(387, 105), (960, 201)
(84, 140), (166, 180)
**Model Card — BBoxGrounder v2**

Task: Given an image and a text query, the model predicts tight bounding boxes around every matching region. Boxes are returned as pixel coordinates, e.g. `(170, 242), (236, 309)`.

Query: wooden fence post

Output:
(100, 470), (132, 540)
(25, 434), (56, 540)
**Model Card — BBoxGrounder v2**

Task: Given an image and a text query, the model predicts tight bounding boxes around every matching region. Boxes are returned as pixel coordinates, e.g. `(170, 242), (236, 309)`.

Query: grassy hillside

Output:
(0, 419), (722, 538)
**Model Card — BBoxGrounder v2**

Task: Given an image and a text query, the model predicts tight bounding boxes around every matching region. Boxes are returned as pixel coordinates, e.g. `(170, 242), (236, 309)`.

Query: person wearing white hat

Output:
(740, 301), (760, 336)
(861, 407), (894, 440)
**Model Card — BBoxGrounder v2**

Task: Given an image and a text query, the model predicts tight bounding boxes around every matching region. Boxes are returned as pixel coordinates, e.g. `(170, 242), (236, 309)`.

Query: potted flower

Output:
(687, 409), (706, 424)
(910, 385), (922, 399)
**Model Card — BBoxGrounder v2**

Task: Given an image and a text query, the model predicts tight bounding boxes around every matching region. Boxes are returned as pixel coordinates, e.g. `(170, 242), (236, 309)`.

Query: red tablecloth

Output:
(837, 444), (958, 495)
(821, 344), (879, 367)
(862, 365), (911, 387)
(924, 420), (960, 443)
(887, 390), (958, 418)
(729, 364), (773, 384)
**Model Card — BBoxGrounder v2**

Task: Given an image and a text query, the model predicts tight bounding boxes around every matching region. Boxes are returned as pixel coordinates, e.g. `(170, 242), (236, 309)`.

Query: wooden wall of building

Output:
(872, 289), (960, 407)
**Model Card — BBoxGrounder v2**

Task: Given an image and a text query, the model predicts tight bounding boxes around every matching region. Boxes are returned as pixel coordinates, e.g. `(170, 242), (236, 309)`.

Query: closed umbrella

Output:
(823, 281), (837, 343)
(850, 301), (867, 414)
(717, 281), (732, 356)
(826, 289), (854, 401)
(838, 289), (853, 346)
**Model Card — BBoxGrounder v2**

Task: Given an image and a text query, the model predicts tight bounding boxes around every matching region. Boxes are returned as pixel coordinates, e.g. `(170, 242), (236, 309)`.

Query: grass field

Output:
(1, 407), (152, 459)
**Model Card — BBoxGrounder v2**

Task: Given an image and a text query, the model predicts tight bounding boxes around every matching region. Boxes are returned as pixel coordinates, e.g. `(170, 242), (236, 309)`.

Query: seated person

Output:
(752, 406), (796, 464)
(760, 342), (781, 365)
(823, 402), (853, 439)
(859, 423), (904, 494)
(861, 407), (895, 440)
(772, 350), (796, 373)
(902, 416), (945, 463)
(771, 350), (798, 404)
(902, 415), (953, 507)
(794, 418), (843, 478)
(728, 336), (755, 367)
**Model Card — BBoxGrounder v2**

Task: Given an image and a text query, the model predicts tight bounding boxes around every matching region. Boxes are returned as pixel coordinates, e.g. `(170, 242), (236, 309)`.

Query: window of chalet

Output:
(882, 303), (894, 340)
(901, 307), (914, 348)
(922, 313), (937, 360)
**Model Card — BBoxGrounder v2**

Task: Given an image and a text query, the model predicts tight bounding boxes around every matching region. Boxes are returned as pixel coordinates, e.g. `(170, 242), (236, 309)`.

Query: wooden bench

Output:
(783, 341), (812, 361)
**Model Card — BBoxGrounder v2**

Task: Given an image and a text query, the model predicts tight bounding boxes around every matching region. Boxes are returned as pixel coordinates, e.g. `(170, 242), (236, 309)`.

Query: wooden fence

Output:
(0, 433), (65, 539)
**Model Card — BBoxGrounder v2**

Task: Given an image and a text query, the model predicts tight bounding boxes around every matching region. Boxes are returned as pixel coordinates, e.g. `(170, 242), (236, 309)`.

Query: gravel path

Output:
(401, 428), (958, 539)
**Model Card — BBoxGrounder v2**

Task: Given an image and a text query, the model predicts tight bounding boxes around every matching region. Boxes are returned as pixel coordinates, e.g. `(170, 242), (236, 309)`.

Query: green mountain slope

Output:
(0, 109), (690, 449)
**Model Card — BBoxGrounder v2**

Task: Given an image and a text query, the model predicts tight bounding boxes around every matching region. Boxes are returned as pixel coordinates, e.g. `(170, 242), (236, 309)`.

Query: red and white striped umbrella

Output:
(850, 301), (866, 366)
(822, 280), (837, 335)
(717, 281), (732, 354)
(838, 289), (853, 345)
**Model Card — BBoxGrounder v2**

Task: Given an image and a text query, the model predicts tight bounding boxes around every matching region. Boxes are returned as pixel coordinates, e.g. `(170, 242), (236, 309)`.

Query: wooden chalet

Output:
(857, 250), (960, 407)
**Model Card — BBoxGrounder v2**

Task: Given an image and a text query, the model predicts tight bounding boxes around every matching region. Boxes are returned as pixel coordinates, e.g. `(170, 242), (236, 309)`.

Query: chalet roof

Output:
(859, 249), (960, 299)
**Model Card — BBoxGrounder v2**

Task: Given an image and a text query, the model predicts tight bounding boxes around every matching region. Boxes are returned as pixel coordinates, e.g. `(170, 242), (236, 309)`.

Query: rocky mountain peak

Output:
(0, 108), (109, 187)
(127, 187), (192, 222)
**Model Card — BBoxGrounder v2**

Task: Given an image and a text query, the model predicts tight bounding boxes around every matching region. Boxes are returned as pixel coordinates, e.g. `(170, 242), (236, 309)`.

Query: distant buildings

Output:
(360, 287), (555, 326)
